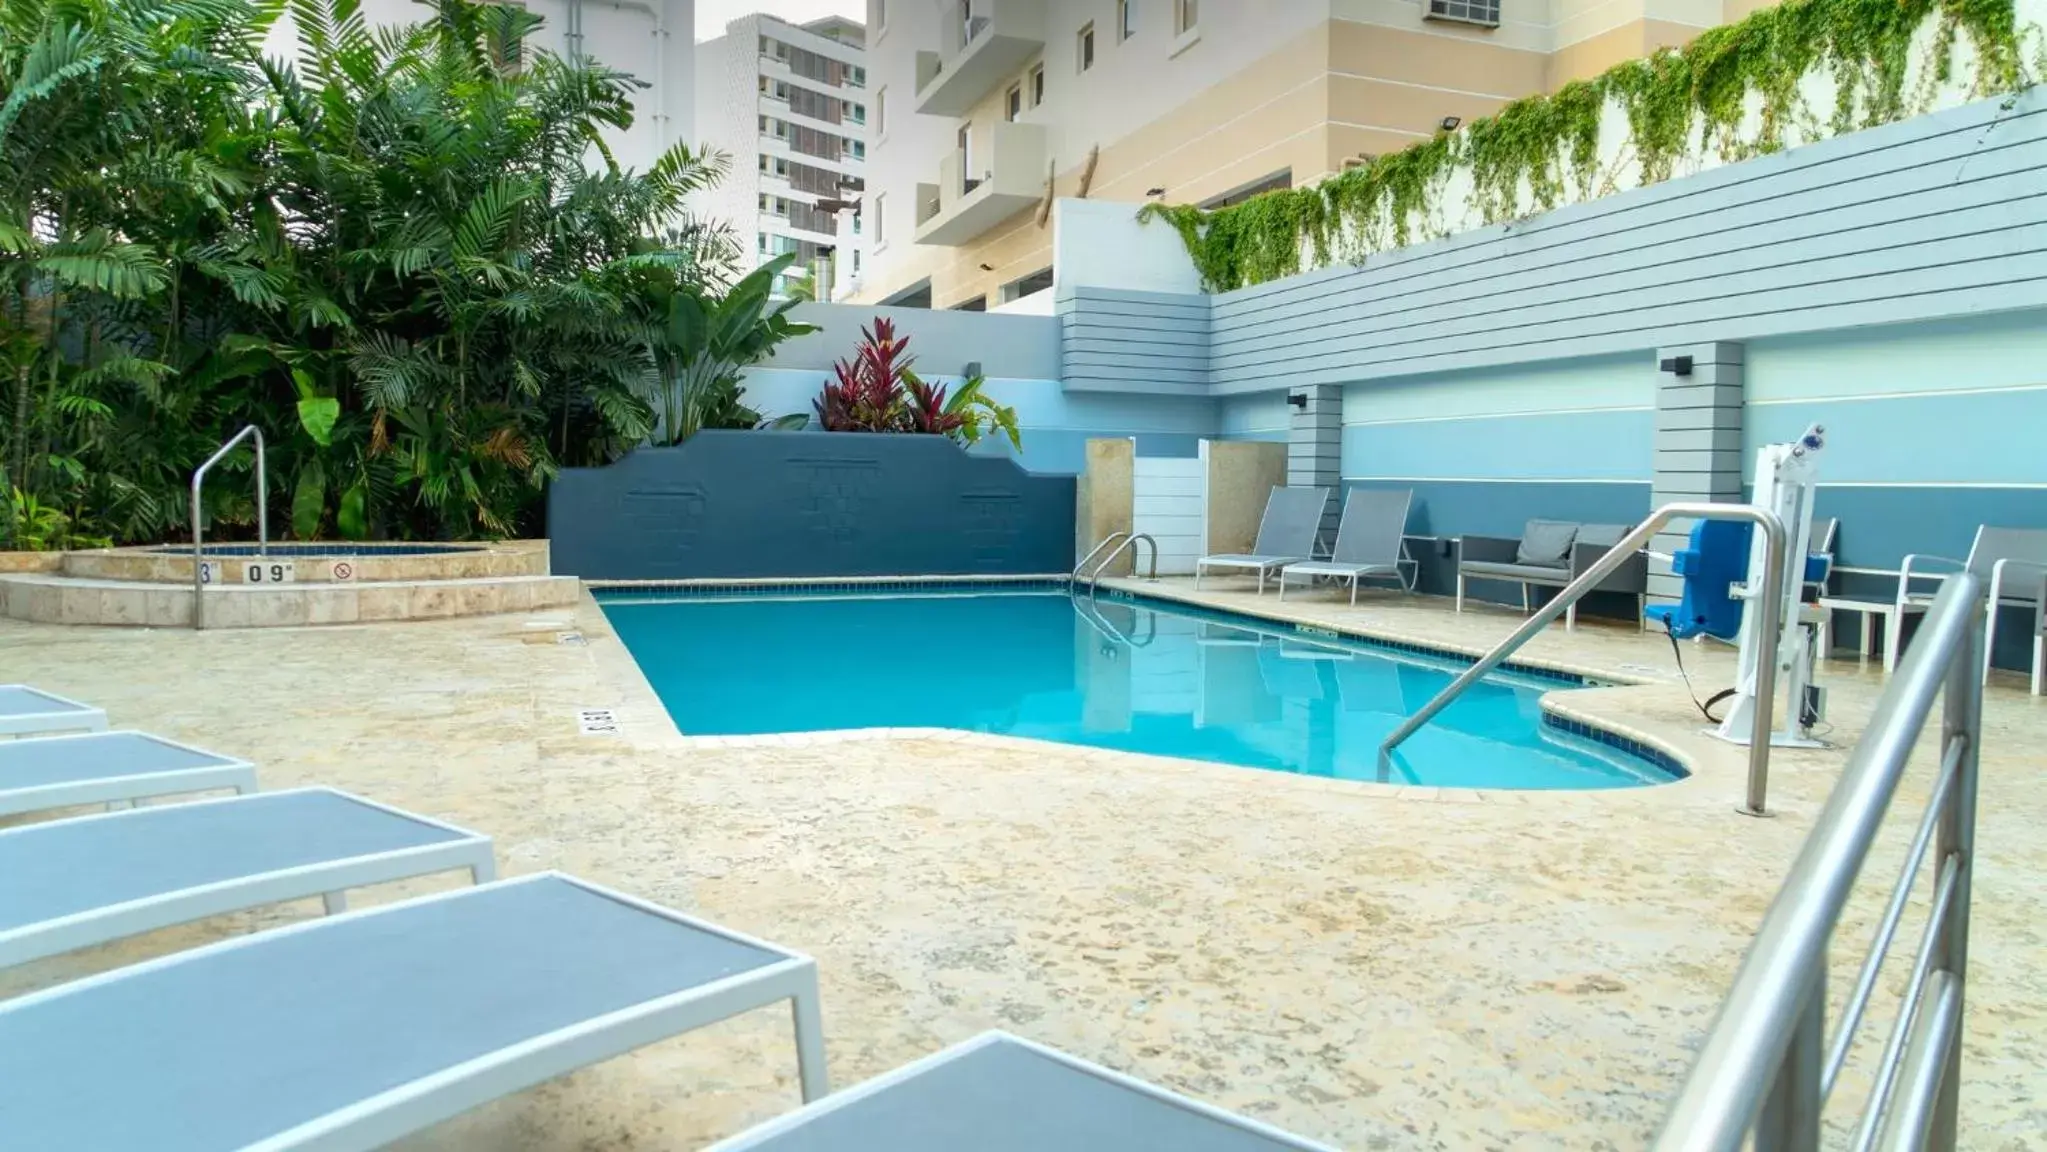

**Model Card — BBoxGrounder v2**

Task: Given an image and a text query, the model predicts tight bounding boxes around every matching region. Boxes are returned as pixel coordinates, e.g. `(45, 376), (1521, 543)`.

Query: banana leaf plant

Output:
(650, 252), (816, 444)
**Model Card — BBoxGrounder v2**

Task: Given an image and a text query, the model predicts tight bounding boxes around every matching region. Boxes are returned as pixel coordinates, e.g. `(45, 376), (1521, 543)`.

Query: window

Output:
(851, 140), (866, 159)
(853, 250), (861, 273)
(1425, 0), (1500, 28)
(1175, 0), (1198, 35)
(1030, 63), (1045, 105)
(957, 124), (973, 187)
(875, 87), (886, 135)
(850, 65), (867, 88)
(873, 193), (885, 244)
(1077, 23), (1094, 71)
(1117, 0), (1136, 41)
(1005, 83), (1022, 121)
(1000, 266), (1054, 302)
(846, 101), (865, 123)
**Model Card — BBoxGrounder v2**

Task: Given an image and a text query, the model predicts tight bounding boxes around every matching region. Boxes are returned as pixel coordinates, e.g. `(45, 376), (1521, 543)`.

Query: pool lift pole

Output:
(1704, 424), (1830, 750)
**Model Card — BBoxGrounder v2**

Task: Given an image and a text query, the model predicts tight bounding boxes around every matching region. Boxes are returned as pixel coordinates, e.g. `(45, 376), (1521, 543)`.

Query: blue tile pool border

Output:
(592, 576), (1688, 786)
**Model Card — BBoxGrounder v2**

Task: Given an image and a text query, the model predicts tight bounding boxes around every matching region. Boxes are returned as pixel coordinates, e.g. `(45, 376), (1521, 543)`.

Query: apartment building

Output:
(856, 0), (1779, 311)
(695, 13), (870, 296)
(264, 0), (694, 173)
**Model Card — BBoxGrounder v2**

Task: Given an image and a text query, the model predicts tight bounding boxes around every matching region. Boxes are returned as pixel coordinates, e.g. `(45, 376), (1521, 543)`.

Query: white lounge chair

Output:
(1275, 488), (1413, 603)
(1895, 525), (2047, 684)
(0, 684), (107, 737)
(0, 730), (257, 818)
(1194, 486), (1331, 594)
(0, 872), (829, 1150)
(0, 787), (494, 969)
(707, 1030), (1335, 1151)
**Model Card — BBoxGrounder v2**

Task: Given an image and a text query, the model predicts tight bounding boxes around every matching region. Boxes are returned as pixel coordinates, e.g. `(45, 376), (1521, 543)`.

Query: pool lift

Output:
(1645, 423), (1833, 749)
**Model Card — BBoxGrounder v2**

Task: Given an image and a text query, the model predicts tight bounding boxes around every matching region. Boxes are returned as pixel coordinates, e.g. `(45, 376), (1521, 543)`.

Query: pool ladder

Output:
(1071, 532), (1158, 605)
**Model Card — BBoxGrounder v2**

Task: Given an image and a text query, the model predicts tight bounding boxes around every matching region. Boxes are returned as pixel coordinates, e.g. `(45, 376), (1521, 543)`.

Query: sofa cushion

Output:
(1461, 560), (1576, 585)
(1515, 520), (1577, 567)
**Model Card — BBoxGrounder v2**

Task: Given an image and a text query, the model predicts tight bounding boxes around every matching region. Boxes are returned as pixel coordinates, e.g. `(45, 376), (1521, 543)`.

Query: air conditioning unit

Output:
(1426, 0), (1501, 29)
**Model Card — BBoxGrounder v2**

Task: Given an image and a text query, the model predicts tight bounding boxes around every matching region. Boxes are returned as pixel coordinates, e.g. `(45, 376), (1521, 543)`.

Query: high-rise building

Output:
(264, 0), (694, 174)
(856, 0), (1781, 311)
(695, 13), (869, 298)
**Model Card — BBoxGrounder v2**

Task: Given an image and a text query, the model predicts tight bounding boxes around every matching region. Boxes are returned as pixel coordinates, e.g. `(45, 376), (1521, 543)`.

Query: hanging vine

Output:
(1139, 0), (2032, 292)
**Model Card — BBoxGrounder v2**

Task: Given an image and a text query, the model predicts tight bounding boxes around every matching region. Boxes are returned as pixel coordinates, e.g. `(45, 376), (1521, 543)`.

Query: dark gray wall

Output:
(549, 431), (1077, 580)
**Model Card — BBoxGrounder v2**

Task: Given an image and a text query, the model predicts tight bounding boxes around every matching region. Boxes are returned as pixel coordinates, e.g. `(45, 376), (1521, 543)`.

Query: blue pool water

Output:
(600, 590), (1681, 790)
(156, 543), (479, 557)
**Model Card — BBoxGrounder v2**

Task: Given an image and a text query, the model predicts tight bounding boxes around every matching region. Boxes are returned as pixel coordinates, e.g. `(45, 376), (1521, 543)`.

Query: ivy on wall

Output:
(1139, 0), (2033, 292)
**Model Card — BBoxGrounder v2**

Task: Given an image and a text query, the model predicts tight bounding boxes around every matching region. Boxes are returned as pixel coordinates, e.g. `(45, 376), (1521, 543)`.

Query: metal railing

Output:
(1070, 592), (1155, 650)
(191, 425), (267, 631)
(1073, 533), (1158, 603)
(1381, 502), (1789, 815)
(1653, 572), (1984, 1152)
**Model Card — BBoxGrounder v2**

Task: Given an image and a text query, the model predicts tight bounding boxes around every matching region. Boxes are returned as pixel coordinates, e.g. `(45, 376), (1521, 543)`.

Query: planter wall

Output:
(548, 431), (1077, 580)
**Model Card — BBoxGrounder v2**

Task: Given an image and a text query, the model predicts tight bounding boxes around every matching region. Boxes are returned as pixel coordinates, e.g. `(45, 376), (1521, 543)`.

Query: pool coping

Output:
(589, 576), (1704, 794)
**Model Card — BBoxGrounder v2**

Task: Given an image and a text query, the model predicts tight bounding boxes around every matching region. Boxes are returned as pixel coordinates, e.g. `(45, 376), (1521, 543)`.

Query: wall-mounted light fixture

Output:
(1287, 393), (1309, 410)
(963, 361), (982, 379)
(1439, 115), (1462, 132)
(1145, 186), (1166, 197)
(977, 262), (994, 271)
(1659, 354), (1695, 377)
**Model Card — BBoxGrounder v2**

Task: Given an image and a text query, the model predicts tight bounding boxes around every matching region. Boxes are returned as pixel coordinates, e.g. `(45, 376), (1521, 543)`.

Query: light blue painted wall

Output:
(734, 369), (1220, 476)
(1340, 354), (1654, 482)
(1219, 392), (1289, 441)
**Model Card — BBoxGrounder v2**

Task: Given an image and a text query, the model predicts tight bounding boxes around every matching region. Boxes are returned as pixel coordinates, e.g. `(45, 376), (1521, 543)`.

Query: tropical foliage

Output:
(0, 0), (800, 548)
(814, 318), (1022, 451)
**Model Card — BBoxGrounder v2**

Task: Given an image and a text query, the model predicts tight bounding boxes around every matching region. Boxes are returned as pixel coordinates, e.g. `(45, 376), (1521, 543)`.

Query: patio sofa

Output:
(1455, 520), (1647, 630)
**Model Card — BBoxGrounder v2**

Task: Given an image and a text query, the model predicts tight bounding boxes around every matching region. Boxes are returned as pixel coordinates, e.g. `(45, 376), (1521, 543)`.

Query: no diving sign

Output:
(329, 559), (357, 582)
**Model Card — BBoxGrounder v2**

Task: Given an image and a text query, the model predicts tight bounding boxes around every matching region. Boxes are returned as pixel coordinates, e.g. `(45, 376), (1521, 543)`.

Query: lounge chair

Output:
(706, 1030), (1335, 1151)
(0, 730), (257, 819)
(2034, 574), (2046, 695)
(1194, 486), (1331, 594)
(0, 787), (494, 969)
(0, 684), (107, 737)
(0, 872), (829, 1150)
(1895, 524), (2047, 684)
(1275, 488), (1413, 603)
(1456, 520), (1647, 631)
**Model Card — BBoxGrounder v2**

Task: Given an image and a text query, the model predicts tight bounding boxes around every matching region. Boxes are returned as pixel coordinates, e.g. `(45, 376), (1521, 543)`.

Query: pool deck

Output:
(2, 578), (2043, 1148)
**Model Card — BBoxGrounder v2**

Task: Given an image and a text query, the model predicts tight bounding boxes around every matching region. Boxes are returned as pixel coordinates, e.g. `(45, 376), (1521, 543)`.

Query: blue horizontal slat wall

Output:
(1201, 90), (2047, 392)
(1057, 286), (1211, 394)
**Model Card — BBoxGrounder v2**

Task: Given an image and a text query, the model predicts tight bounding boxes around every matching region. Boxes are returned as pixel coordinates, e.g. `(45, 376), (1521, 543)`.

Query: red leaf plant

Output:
(815, 317), (913, 432)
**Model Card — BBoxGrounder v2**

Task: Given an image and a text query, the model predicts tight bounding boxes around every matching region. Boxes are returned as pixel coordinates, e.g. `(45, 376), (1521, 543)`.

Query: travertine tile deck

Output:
(1, 577), (2041, 1150)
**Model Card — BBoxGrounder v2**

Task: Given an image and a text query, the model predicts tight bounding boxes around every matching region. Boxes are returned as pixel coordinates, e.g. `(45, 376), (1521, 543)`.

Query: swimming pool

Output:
(599, 588), (1682, 790)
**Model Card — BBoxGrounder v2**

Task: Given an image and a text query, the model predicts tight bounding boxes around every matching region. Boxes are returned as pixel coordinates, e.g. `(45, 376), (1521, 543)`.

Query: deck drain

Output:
(576, 708), (620, 736)
(556, 631), (587, 646)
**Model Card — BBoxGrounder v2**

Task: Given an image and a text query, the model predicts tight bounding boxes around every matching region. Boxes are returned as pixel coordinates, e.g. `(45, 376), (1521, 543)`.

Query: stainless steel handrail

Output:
(1069, 591), (1155, 649)
(1651, 573), (1984, 1152)
(1081, 533), (1158, 603)
(191, 425), (268, 631)
(1073, 532), (1131, 581)
(1382, 502), (1788, 815)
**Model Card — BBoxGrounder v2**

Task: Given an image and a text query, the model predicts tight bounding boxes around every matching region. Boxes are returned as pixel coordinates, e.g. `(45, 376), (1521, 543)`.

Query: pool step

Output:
(0, 573), (580, 628)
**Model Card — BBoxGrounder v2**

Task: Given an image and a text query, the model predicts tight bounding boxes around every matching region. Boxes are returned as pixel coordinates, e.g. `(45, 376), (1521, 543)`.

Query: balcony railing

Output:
(912, 4), (1045, 117)
(914, 121), (1045, 247)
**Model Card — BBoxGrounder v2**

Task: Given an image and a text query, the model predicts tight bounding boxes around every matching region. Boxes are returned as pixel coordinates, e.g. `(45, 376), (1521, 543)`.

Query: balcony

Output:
(912, 5), (1044, 117)
(913, 121), (1045, 247)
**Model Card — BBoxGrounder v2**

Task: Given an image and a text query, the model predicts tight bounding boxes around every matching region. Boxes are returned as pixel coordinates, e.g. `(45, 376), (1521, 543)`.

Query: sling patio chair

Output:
(1194, 486), (1331, 594)
(0, 730), (256, 819)
(1275, 488), (1414, 603)
(0, 684), (107, 738)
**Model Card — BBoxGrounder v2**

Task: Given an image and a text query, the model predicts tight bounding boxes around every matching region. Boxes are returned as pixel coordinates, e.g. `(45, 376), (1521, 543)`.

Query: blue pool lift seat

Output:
(1644, 520), (1832, 640)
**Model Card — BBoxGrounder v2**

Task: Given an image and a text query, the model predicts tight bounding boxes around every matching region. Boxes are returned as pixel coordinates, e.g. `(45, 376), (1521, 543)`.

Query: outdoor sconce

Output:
(1145, 187), (1166, 197)
(1660, 355), (1695, 377)
(1439, 116), (1461, 132)
(1287, 393), (1309, 410)
(963, 361), (982, 379)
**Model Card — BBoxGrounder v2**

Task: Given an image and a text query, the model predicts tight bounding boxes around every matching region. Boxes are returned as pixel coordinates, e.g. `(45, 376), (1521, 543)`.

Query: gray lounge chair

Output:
(1895, 524), (2047, 684)
(0, 684), (106, 737)
(1276, 488), (1413, 603)
(0, 872), (828, 1151)
(706, 1030), (1335, 1151)
(1194, 486), (1331, 594)
(2034, 573), (2046, 696)
(1456, 520), (1648, 631)
(0, 730), (257, 818)
(0, 787), (494, 969)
